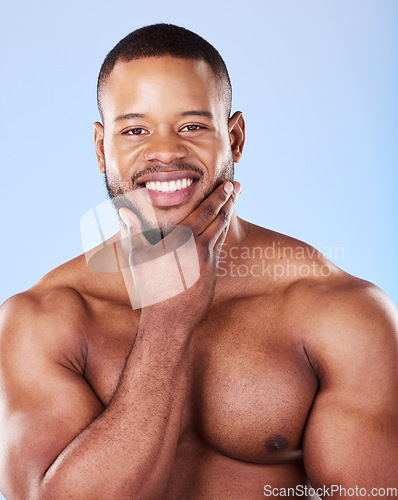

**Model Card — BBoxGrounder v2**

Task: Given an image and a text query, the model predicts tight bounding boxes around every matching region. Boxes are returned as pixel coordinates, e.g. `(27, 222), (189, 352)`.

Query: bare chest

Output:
(84, 296), (317, 464)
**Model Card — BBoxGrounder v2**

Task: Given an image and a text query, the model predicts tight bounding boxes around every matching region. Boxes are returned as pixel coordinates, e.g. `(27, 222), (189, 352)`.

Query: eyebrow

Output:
(114, 110), (214, 122)
(114, 112), (146, 122)
(180, 110), (213, 119)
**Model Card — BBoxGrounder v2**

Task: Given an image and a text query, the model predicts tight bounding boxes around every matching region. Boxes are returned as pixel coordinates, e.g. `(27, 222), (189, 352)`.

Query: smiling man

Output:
(0, 24), (397, 499)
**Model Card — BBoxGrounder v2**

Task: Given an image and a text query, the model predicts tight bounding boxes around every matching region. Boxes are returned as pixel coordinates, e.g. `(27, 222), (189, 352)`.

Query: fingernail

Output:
(224, 181), (233, 194)
(119, 208), (128, 225)
(233, 183), (242, 195)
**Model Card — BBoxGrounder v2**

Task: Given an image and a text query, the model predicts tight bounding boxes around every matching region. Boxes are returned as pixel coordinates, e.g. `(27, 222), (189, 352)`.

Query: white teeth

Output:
(145, 178), (194, 193)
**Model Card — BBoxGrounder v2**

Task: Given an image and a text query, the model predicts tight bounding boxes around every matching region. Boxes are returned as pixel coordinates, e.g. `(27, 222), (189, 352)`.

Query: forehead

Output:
(101, 56), (224, 122)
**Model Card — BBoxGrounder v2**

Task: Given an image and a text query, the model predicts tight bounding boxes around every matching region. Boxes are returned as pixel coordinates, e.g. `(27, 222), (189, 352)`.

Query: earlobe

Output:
(228, 111), (245, 163)
(94, 121), (105, 173)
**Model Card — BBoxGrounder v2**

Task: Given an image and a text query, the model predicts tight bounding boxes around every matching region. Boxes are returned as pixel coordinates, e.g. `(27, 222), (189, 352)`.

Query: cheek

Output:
(211, 142), (233, 174)
(193, 135), (230, 167)
(212, 129), (233, 157)
(104, 137), (140, 172)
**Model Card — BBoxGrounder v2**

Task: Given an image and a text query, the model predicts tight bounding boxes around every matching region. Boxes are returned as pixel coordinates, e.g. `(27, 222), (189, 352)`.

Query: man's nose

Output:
(143, 133), (189, 164)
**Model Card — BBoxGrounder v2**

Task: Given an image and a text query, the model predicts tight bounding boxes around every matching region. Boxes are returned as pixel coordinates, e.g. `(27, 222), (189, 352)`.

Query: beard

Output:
(104, 154), (234, 235)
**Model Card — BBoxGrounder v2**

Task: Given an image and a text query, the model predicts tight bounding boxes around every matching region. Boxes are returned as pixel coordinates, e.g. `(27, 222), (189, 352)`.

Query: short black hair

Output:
(97, 23), (232, 122)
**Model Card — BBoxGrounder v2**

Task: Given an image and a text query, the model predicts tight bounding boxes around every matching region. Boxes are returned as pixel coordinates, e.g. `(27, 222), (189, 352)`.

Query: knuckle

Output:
(217, 190), (228, 202)
(196, 239), (210, 259)
(202, 203), (216, 219)
(218, 208), (230, 224)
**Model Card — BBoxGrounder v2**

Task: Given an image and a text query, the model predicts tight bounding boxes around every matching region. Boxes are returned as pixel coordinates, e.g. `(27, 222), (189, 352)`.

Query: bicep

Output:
(303, 391), (398, 490)
(0, 298), (104, 499)
(302, 287), (398, 491)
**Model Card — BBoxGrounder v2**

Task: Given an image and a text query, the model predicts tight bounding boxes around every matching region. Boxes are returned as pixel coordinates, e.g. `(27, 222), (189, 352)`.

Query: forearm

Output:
(40, 317), (191, 499)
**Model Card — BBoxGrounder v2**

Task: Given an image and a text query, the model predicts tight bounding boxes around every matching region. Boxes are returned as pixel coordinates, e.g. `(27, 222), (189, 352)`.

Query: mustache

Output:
(130, 162), (204, 185)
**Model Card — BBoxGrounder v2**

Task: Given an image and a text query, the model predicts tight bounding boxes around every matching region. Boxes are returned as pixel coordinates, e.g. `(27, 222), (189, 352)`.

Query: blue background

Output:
(0, 1), (397, 496)
(1, 1), (397, 306)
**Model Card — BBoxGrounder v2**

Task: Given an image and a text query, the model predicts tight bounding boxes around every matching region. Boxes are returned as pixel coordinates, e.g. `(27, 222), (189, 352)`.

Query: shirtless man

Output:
(0, 23), (397, 500)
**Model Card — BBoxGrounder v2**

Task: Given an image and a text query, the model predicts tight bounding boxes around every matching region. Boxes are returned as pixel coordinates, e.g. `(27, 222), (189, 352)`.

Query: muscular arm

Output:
(0, 293), (191, 500)
(303, 284), (398, 496)
(0, 182), (239, 499)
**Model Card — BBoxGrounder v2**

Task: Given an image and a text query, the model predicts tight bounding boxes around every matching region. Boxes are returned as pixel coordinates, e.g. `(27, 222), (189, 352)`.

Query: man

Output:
(0, 23), (397, 499)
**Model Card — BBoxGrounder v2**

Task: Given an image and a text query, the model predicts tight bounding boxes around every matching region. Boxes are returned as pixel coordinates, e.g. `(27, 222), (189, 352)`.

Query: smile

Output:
(145, 178), (194, 193)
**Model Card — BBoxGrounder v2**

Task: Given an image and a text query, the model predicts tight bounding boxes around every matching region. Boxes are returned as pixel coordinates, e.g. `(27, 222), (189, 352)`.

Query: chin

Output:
(154, 205), (195, 232)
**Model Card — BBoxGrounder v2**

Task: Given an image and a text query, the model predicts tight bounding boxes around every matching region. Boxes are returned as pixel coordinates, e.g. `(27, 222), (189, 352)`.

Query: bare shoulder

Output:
(281, 259), (398, 382)
(0, 255), (93, 368)
(245, 221), (397, 360)
(242, 221), (338, 286)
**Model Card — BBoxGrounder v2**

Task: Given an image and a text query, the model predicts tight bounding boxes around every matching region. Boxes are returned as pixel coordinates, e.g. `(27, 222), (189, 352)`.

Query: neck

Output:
(222, 210), (248, 251)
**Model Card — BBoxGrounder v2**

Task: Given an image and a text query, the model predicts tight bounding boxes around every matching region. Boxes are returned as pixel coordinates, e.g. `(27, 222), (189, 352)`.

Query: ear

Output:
(94, 121), (105, 173)
(228, 111), (245, 163)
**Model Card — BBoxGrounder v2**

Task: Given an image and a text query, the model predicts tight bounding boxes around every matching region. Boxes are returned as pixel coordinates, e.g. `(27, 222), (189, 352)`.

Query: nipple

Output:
(265, 435), (288, 453)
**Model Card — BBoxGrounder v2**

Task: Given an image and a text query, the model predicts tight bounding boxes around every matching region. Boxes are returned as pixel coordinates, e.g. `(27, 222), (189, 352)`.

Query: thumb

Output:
(119, 207), (141, 234)
(119, 207), (149, 249)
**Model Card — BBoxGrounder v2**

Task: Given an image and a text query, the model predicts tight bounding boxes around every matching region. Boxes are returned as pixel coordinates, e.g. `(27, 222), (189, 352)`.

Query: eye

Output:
(123, 128), (148, 135)
(180, 124), (206, 132)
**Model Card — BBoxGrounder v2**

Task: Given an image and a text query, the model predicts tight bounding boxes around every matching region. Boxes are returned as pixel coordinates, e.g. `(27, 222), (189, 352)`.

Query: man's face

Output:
(95, 56), (242, 230)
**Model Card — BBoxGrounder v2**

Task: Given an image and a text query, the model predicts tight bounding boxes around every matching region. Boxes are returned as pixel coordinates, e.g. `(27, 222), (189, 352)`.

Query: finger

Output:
(205, 193), (235, 248)
(119, 207), (150, 249)
(204, 180), (241, 237)
(197, 181), (241, 248)
(182, 181), (235, 236)
(231, 181), (242, 200)
(202, 180), (241, 249)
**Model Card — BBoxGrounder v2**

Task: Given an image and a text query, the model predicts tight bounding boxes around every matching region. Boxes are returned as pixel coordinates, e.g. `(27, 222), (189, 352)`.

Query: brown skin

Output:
(0, 57), (397, 499)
